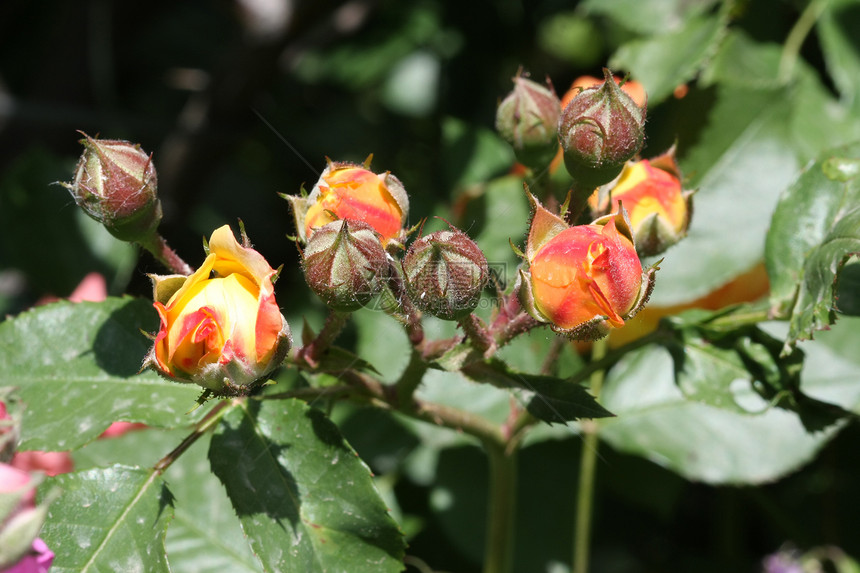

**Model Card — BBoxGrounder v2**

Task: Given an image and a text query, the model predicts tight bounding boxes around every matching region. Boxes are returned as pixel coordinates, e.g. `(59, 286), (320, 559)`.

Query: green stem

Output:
(573, 337), (607, 573)
(705, 304), (773, 331)
(564, 180), (596, 225)
(154, 400), (230, 473)
(395, 348), (429, 410)
(483, 441), (518, 573)
(779, 0), (830, 83)
(139, 232), (194, 276)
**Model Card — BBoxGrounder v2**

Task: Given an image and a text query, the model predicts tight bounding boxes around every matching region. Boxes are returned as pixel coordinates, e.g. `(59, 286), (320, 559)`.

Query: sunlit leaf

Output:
(766, 142), (860, 348)
(610, 13), (726, 104)
(39, 466), (173, 573)
(209, 399), (405, 573)
(817, 0), (860, 111)
(598, 314), (860, 484)
(0, 298), (211, 451)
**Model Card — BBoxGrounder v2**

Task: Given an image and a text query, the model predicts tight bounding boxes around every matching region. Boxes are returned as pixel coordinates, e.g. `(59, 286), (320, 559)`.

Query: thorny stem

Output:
(779, 0), (830, 83)
(385, 258), (425, 346)
(153, 400), (229, 474)
(139, 232), (194, 276)
(297, 309), (350, 367)
(490, 293), (542, 347)
(573, 337), (608, 573)
(460, 313), (496, 357)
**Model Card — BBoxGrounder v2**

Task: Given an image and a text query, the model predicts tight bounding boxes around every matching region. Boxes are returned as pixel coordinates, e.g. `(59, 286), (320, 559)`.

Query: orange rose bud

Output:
(558, 68), (646, 189)
(61, 133), (162, 242)
(519, 193), (656, 339)
(591, 147), (693, 256)
(562, 75), (647, 110)
(288, 161), (409, 247)
(145, 225), (291, 396)
(496, 74), (562, 172)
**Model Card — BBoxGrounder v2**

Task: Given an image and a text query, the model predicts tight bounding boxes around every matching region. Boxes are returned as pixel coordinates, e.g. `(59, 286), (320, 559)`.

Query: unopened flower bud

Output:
(558, 68), (646, 189)
(145, 225), (291, 396)
(592, 147), (693, 256)
(0, 463), (54, 572)
(403, 228), (489, 320)
(288, 162), (409, 247)
(302, 220), (389, 312)
(519, 193), (655, 339)
(496, 74), (562, 172)
(62, 133), (162, 242)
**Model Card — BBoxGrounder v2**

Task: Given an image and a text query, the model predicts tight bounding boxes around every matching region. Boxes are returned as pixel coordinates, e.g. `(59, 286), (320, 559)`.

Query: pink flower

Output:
(3, 539), (54, 573)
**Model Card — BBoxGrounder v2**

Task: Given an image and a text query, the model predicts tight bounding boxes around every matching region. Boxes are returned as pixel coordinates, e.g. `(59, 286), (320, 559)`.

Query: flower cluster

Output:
(288, 162), (489, 322)
(67, 63), (687, 395)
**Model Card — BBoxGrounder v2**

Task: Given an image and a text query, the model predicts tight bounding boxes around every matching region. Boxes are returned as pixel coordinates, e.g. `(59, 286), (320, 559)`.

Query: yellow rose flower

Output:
(146, 225), (291, 395)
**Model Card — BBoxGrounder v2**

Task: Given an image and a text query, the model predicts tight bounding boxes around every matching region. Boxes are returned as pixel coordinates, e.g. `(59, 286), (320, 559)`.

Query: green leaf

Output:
(39, 466), (173, 573)
(583, 0), (719, 36)
(309, 345), (382, 377)
(652, 30), (860, 307)
(699, 29), (782, 89)
(71, 425), (264, 572)
(166, 431), (264, 573)
(209, 399), (406, 573)
(650, 85), (799, 305)
(661, 311), (849, 431)
(817, 0), (860, 112)
(766, 142), (860, 348)
(0, 298), (212, 451)
(597, 334), (857, 484)
(461, 359), (614, 422)
(609, 13), (726, 104)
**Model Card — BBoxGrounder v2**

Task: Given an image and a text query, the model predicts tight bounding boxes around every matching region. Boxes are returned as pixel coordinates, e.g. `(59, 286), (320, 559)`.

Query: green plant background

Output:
(2, 0), (860, 571)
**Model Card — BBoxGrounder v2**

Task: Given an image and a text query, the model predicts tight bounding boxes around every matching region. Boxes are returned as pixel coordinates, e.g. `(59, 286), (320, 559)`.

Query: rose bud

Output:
(563, 74), (647, 109)
(61, 133), (162, 243)
(0, 463), (54, 572)
(519, 193), (656, 339)
(591, 147), (693, 256)
(403, 227), (489, 321)
(287, 161), (409, 247)
(496, 74), (562, 172)
(145, 225), (292, 396)
(302, 219), (389, 312)
(558, 68), (646, 190)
